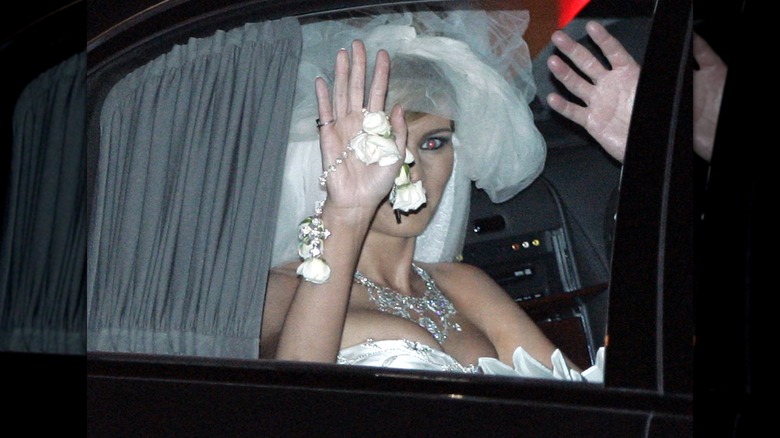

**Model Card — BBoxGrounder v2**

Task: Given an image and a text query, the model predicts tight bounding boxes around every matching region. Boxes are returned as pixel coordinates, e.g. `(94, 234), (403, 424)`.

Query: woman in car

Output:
(260, 9), (601, 380)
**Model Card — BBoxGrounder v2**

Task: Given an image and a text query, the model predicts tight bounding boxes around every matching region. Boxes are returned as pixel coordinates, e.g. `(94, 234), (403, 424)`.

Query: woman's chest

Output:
(342, 308), (497, 366)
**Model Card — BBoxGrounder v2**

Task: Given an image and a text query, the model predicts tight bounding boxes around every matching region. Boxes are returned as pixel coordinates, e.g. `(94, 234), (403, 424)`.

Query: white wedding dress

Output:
(338, 339), (605, 383)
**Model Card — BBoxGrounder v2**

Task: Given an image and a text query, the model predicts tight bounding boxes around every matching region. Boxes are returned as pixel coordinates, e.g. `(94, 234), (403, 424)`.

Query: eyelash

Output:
(420, 136), (451, 151)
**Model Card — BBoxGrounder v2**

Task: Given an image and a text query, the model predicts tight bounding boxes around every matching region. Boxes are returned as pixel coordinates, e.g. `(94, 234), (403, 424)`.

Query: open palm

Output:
(315, 40), (406, 212)
(546, 21), (640, 163)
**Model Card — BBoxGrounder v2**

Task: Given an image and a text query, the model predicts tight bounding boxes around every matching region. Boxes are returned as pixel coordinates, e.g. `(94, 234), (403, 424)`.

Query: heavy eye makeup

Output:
(418, 130), (453, 151)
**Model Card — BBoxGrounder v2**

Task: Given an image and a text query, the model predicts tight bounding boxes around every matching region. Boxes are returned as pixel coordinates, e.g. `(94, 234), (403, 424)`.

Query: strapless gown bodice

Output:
(337, 339), (605, 383)
(337, 339), (478, 373)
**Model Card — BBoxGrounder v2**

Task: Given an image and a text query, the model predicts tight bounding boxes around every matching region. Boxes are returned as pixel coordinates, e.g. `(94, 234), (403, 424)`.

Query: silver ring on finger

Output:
(316, 118), (335, 129)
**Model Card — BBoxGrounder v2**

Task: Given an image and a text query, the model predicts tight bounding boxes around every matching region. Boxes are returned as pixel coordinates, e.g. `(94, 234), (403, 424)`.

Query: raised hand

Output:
(315, 40), (406, 213)
(546, 21), (640, 163)
(692, 33), (726, 162)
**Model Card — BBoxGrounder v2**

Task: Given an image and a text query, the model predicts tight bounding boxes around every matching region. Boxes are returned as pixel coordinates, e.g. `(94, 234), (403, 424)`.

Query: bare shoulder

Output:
(419, 261), (498, 299)
(422, 261), (489, 282)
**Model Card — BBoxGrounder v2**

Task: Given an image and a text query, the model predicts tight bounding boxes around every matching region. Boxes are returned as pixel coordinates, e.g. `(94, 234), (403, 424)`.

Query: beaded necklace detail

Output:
(353, 264), (462, 344)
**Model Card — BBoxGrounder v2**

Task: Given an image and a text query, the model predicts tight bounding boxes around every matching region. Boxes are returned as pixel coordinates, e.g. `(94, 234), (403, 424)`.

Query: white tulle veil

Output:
(271, 3), (546, 266)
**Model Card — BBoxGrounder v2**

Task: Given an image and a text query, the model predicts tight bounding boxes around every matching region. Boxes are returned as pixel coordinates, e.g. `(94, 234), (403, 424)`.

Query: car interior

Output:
(1, 0), (762, 435)
(462, 11), (653, 370)
(78, 0), (657, 370)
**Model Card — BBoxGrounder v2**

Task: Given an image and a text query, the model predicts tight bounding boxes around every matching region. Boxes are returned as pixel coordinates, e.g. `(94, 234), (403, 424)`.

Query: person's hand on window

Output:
(315, 40), (406, 213)
(692, 33), (727, 162)
(546, 20), (639, 163)
(546, 21), (728, 164)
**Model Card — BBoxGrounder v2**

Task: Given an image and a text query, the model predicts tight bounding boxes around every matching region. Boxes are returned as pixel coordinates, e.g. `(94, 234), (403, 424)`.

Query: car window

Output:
(80, 0), (662, 377)
(8, 0), (762, 435)
(79, 0), (681, 385)
(260, 1), (658, 378)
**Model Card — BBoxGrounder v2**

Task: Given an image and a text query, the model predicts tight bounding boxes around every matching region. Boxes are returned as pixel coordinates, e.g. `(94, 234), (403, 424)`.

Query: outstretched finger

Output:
(315, 77), (339, 157)
(547, 54), (594, 105)
(551, 29), (606, 82)
(348, 40), (367, 113)
(547, 92), (589, 128)
(586, 20), (636, 70)
(367, 49), (390, 113)
(332, 48), (350, 118)
(315, 76), (334, 120)
(389, 104), (407, 156)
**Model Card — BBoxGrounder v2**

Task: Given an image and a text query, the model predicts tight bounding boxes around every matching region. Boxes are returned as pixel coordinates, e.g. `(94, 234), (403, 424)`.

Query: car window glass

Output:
(261, 0), (653, 380)
(79, 0), (657, 386)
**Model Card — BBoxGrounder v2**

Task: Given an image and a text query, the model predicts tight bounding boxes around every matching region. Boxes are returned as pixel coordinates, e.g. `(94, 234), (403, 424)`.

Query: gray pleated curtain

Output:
(87, 18), (301, 358)
(0, 52), (87, 354)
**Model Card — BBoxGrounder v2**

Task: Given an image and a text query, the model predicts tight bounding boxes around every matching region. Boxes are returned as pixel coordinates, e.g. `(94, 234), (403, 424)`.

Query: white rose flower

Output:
(349, 132), (371, 162)
(404, 148), (415, 164)
(394, 164), (411, 186)
(392, 180), (426, 212)
(362, 111), (392, 136)
(297, 257), (331, 284)
(366, 135), (401, 166)
(352, 132), (400, 166)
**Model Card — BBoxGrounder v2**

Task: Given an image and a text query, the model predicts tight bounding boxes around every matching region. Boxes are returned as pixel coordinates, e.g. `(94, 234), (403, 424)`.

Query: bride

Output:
(261, 9), (600, 380)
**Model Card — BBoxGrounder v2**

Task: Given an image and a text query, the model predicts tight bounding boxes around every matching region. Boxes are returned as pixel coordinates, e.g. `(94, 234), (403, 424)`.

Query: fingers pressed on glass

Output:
(551, 29), (605, 81)
(332, 48), (350, 118)
(367, 49), (390, 113)
(546, 93), (587, 127)
(348, 40), (367, 113)
(389, 104), (406, 154)
(547, 55), (593, 103)
(586, 20), (635, 69)
(315, 77), (334, 129)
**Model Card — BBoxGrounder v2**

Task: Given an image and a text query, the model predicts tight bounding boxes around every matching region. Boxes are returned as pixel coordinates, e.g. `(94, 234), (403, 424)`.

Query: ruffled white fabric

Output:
(337, 339), (478, 373)
(338, 339), (605, 383)
(478, 346), (605, 383)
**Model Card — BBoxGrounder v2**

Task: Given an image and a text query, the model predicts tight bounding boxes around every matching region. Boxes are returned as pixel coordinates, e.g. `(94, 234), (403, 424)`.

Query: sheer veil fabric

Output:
(272, 5), (546, 266)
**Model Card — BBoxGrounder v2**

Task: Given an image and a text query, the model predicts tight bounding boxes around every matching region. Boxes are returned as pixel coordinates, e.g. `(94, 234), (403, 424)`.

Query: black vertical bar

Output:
(605, 0), (693, 390)
(695, 0), (759, 436)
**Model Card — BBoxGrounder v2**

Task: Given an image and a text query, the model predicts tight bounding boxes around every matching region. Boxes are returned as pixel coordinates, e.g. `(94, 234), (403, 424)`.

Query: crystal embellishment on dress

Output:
(353, 264), (462, 344)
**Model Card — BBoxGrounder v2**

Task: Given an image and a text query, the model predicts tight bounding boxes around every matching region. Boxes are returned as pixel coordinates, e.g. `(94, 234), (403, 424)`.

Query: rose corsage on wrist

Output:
(296, 201), (332, 284)
(298, 110), (427, 283)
